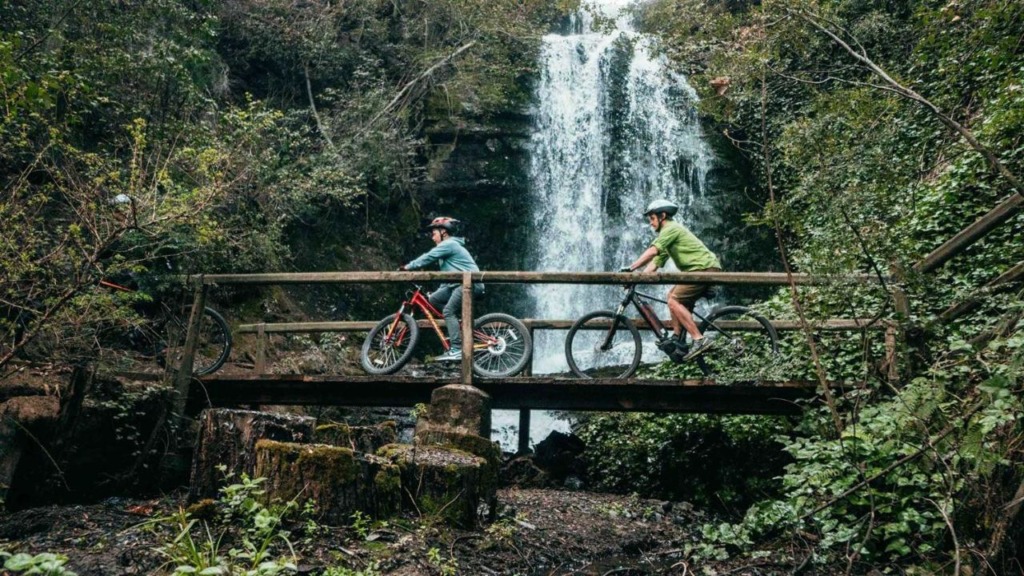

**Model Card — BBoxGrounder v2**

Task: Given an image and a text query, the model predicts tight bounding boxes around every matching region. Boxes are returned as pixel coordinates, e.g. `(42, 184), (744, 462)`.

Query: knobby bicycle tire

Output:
(160, 307), (233, 376)
(361, 313), (420, 375)
(695, 305), (779, 378)
(472, 312), (533, 378)
(565, 310), (642, 379)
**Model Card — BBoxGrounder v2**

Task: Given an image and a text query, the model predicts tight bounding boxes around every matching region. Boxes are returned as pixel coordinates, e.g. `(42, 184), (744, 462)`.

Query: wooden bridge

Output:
(152, 186), (1021, 451)
(170, 270), (897, 449)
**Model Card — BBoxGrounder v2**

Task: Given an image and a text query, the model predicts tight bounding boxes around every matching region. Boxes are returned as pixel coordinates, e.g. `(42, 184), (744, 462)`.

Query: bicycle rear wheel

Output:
(472, 313), (533, 378)
(565, 310), (642, 379)
(160, 307), (233, 376)
(695, 305), (779, 379)
(361, 313), (419, 375)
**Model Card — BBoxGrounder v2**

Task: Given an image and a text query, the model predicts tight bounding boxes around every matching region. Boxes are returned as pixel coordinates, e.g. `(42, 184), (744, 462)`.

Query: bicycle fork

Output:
(599, 304), (627, 351)
(384, 305), (411, 347)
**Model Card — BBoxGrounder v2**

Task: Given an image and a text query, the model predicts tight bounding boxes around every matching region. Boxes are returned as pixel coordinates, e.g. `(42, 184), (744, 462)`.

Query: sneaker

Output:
(433, 348), (463, 362)
(683, 337), (714, 361)
(656, 337), (680, 355)
(669, 339), (690, 363)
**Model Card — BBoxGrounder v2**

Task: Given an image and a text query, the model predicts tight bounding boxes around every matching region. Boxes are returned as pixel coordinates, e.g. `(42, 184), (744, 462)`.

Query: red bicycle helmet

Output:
(426, 216), (459, 232)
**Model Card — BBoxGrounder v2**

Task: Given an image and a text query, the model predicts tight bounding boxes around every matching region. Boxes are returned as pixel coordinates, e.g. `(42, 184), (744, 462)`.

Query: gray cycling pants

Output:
(428, 283), (485, 348)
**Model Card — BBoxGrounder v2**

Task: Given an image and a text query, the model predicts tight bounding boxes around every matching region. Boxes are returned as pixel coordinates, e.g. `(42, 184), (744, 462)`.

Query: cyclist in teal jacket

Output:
(399, 217), (484, 361)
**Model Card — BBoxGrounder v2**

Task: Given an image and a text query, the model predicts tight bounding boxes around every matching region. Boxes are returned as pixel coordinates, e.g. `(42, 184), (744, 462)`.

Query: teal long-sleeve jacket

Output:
(405, 237), (480, 273)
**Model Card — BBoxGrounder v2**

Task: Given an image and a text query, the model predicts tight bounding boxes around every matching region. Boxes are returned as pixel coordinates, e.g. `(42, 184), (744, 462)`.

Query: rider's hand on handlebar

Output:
(618, 266), (633, 273)
(397, 265), (407, 271)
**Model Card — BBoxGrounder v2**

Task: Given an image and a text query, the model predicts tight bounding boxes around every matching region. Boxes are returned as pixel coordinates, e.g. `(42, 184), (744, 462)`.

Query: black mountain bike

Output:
(1, 279), (232, 376)
(564, 282), (779, 379)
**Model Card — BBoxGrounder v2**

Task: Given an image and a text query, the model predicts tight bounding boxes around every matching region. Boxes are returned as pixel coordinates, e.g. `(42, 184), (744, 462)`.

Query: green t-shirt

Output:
(650, 220), (721, 271)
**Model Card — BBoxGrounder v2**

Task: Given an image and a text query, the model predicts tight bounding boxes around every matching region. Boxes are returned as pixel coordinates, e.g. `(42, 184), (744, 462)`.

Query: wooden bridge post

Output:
(889, 264), (915, 381)
(461, 272), (473, 385)
(884, 324), (899, 385)
(172, 281), (208, 420)
(255, 323), (266, 375)
(518, 327), (535, 455)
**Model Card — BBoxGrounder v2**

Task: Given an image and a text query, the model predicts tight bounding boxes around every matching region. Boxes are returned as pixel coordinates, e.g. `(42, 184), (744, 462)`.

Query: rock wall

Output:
(418, 111), (534, 315)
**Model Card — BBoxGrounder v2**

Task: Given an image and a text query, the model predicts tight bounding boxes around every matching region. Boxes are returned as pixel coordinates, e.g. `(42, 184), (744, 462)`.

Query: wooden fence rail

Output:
(192, 271), (900, 381)
(199, 270), (883, 286)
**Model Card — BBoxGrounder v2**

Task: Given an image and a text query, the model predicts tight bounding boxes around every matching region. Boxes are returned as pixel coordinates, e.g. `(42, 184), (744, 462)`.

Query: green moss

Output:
(375, 443), (406, 460)
(295, 444), (357, 484)
(416, 430), (501, 465)
(314, 423), (353, 447)
(373, 467), (400, 495)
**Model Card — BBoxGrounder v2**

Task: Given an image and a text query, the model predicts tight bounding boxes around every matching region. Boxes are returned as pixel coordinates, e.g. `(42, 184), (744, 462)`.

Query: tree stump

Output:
(0, 396), (58, 511)
(188, 408), (315, 501)
(414, 429), (500, 517)
(315, 420), (398, 454)
(254, 440), (400, 524)
(414, 384), (491, 438)
(379, 443), (494, 529)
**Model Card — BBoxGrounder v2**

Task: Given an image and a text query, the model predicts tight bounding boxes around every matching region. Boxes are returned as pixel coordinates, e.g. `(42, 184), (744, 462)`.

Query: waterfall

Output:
(527, 0), (715, 374)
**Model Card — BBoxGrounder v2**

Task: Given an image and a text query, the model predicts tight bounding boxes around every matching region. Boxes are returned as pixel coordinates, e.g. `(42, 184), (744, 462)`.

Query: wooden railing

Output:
(174, 270), (896, 390)
(167, 270), (899, 453)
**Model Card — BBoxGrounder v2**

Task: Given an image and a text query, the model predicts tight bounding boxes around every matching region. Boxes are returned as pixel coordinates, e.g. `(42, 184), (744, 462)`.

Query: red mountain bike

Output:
(360, 285), (532, 377)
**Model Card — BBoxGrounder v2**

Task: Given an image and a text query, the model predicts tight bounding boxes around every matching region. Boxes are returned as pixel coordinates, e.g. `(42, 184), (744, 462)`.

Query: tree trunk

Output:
(380, 443), (494, 529)
(254, 439), (400, 525)
(188, 408), (315, 501)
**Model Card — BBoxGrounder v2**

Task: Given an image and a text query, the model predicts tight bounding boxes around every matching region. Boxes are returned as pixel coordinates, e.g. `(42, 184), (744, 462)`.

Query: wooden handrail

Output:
(237, 318), (892, 334)
(198, 270), (884, 286)
(914, 193), (1023, 274)
(939, 260), (1024, 323)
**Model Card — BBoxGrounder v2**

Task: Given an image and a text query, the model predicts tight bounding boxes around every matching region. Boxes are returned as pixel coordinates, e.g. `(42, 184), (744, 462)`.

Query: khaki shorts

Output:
(669, 267), (721, 309)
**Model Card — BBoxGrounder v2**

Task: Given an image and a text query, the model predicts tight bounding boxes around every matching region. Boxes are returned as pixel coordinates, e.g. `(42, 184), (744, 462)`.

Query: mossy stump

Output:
(189, 409), (315, 501)
(414, 384), (491, 438)
(254, 439), (400, 525)
(414, 429), (500, 516)
(379, 443), (492, 529)
(315, 420), (398, 454)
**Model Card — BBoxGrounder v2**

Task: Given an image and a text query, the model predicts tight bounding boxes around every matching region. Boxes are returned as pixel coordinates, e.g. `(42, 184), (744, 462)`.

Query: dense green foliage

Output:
(573, 0), (1024, 571)
(0, 0), (565, 371)
(3, 0), (1022, 572)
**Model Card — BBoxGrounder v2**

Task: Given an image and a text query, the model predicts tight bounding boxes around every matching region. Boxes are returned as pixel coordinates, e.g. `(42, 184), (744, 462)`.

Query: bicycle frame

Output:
(381, 285), (497, 352)
(602, 284), (712, 350)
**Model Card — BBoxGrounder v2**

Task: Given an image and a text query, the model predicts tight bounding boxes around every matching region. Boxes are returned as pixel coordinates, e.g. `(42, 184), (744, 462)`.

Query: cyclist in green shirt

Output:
(623, 199), (722, 360)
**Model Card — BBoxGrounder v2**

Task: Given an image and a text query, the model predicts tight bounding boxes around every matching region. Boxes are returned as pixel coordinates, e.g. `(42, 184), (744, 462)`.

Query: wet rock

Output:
(500, 454), (551, 488)
(533, 430), (587, 484)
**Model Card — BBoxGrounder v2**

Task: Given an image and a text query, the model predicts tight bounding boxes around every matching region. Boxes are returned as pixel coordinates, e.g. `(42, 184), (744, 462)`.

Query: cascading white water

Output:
(492, 0), (721, 451)
(527, 0), (716, 373)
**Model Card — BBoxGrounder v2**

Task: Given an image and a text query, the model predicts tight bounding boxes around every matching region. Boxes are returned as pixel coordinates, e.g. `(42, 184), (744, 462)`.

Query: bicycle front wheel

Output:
(161, 307), (233, 376)
(361, 313), (419, 375)
(696, 305), (779, 379)
(565, 310), (642, 379)
(472, 313), (533, 378)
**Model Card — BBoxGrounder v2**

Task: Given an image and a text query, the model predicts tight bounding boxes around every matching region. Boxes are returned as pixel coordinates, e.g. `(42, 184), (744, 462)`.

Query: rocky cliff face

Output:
(416, 110), (536, 315)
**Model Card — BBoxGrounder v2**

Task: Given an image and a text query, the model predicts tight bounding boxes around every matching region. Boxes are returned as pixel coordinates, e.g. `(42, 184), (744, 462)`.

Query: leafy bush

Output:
(0, 551), (78, 576)
(575, 413), (792, 510)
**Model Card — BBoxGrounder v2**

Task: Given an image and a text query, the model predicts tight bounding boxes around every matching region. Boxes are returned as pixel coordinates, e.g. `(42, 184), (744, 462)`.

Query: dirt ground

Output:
(1, 354), (808, 575)
(0, 487), (755, 576)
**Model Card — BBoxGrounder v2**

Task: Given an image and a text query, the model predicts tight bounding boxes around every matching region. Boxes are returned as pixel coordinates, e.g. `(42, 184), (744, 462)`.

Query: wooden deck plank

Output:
(192, 374), (828, 415)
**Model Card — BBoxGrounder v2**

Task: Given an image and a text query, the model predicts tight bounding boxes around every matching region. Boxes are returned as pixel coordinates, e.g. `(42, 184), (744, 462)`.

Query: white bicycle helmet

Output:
(643, 199), (679, 217)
